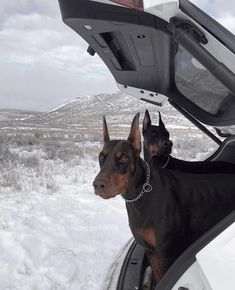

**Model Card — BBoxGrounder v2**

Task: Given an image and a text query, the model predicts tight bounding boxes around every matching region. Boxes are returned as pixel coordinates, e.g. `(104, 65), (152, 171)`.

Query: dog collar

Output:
(161, 155), (171, 169)
(122, 160), (152, 203)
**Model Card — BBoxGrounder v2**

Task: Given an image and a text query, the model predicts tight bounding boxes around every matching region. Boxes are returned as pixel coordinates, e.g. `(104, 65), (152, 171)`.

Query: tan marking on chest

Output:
(138, 228), (157, 249)
(146, 252), (163, 282)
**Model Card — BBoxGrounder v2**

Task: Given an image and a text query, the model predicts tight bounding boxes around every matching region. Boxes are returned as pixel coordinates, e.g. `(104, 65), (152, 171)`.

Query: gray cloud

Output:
(0, 1), (116, 111)
(0, 1), (234, 111)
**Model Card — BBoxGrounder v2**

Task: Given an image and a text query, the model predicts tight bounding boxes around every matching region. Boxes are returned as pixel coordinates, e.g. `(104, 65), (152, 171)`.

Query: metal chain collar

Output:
(161, 155), (171, 169)
(122, 160), (152, 203)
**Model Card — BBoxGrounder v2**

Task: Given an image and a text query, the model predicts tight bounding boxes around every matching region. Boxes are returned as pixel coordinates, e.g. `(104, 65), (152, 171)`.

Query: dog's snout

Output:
(164, 140), (172, 147)
(93, 178), (107, 194)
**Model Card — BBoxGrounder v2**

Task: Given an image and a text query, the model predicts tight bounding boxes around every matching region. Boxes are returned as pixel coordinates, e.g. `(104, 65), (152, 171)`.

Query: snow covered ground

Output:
(0, 147), (132, 290)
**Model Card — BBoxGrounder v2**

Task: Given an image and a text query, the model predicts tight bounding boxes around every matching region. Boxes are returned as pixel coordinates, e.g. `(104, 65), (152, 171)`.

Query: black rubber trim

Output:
(216, 128), (232, 138)
(179, 0), (235, 54)
(155, 211), (235, 290)
(117, 241), (146, 290)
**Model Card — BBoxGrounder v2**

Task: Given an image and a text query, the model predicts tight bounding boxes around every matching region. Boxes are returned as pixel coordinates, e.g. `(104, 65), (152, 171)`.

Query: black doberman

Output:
(143, 109), (235, 173)
(93, 113), (235, 281)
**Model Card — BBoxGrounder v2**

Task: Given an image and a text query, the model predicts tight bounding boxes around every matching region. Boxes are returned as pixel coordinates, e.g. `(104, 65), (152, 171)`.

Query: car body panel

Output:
(196, 222), (235, 290)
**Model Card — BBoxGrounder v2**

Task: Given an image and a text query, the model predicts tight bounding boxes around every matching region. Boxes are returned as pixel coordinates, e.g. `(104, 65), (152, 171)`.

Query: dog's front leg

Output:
(145, 250), (163, 283)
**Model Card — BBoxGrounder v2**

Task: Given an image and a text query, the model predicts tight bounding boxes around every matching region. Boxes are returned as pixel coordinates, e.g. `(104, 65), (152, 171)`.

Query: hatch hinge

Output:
(168, 17), (208, 45)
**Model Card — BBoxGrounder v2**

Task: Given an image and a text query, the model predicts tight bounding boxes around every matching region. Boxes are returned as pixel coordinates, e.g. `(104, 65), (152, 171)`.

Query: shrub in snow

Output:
(20, 155), (40, 169)
(0, 144), (16, 163)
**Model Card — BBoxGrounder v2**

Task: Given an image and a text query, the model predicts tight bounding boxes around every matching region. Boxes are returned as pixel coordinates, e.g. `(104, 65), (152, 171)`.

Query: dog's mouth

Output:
(151, 147), (172, 158)
(93, 180), (119, 199)
(95, 191), (118, 199)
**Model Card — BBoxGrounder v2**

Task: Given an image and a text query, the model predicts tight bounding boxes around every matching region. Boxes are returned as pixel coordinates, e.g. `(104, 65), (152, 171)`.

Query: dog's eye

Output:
(99, 154), (105, 163)
(152, 131), (159, 137)
(119, 154), (128, 163)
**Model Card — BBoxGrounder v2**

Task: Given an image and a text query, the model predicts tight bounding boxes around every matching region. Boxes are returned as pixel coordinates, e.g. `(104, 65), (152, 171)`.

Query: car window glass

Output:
(175, 45), (232, 115)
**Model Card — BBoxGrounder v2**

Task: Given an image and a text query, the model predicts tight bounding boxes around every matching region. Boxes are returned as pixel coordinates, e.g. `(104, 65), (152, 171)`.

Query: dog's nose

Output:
(93, 178), (107, 194)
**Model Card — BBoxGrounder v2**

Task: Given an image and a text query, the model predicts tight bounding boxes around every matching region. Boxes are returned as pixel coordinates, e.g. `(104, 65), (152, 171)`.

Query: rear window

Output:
(175, 45), (232, 115)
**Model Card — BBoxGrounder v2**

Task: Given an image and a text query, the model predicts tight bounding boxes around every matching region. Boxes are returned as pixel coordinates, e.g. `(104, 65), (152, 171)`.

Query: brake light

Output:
(110, 0), (144, 10)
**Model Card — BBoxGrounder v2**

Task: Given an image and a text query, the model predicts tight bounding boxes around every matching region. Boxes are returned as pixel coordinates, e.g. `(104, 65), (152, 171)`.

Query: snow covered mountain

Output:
(0, 91), (189, 128)
(40, 91), (182, 126)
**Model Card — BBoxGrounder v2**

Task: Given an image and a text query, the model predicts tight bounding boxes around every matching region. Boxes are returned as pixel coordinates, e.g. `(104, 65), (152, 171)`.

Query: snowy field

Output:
(0, 110), (217, 289)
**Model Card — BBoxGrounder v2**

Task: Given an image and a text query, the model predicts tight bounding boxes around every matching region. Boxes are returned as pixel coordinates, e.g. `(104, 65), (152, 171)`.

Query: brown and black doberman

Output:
(93, 113), (235, 282)
(143, 109), (235, 173)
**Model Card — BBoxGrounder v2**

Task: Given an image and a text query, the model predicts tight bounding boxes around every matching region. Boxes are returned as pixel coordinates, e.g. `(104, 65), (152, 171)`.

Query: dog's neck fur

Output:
(121, 157), (147, 201)
(152, 154), (170, 168)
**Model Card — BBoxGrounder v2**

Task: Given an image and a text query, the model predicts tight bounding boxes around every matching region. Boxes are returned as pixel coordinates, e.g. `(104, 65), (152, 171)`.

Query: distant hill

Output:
(0, 91), (192, 128)
(0, 109), (40, 122)
(37, 91), (189, 127)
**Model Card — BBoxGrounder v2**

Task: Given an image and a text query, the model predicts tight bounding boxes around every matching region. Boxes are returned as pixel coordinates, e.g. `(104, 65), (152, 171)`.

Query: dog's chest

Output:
(131, 224), (157, 250)
(126, 204), (158, 248)
(140, 227), (157, 249)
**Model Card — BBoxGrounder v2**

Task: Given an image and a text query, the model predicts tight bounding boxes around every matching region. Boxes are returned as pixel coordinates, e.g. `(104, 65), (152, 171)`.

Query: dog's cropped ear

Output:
(103, 116), (110, 144)
(128, 113), (141, 157)
(142, 110), (151, 134)
(158, 111), (165, 128)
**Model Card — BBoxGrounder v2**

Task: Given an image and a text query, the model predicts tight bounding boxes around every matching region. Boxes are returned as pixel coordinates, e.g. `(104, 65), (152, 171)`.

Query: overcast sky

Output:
(0, 1), (234, 112)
